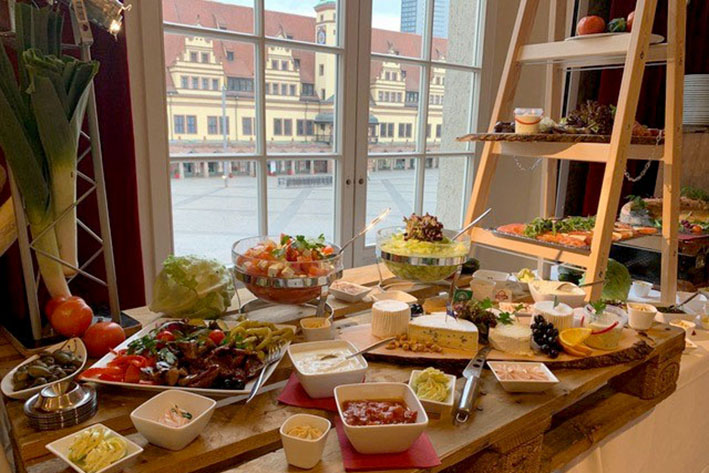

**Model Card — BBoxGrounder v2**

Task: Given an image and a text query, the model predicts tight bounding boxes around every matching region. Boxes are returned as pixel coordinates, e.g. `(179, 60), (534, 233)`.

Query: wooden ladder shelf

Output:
(460, 0), (686, 303)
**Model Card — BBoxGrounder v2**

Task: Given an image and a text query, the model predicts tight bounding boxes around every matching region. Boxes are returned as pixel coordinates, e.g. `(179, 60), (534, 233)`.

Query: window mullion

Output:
(254, 0), (268, 235)
(414, 0), (435, 215)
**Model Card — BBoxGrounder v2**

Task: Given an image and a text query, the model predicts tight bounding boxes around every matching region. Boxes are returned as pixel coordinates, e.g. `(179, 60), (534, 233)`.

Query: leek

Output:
(24, 49), (98, 275)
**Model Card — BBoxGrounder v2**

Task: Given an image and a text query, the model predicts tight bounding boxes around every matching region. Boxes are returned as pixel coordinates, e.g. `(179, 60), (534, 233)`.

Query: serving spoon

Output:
(451, 208), (492, 241)
(336, 207), (391, 256)
(319, 337), (396, 361)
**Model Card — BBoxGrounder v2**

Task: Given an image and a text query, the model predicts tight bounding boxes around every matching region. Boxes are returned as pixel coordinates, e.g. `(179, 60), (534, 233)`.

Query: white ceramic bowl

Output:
(300, 317), (334, 342)
(631, 280), (653, 298)
(328, 281), (371, 303)
(670, 319), (696, 337)
(408, 370), (456, 418)
(288, 340), (368, 399)
(1, 338), (87, 400)
(46, 423), (143, 473)
(528, 280), (587, 307)
(279, 413), (331, 469)
(487, 361), (559, 393)
(627, 302), (658, 330)
(130, 390), (216, 451)
(334, 382), (428, 454)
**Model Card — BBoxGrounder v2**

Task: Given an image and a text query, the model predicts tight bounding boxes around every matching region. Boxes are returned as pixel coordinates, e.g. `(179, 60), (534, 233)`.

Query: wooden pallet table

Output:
(0, 265), (686, 473)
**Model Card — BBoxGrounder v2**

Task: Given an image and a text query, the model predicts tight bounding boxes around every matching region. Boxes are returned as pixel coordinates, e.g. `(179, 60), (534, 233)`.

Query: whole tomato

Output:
(50, 298), (93, 337)
(577, 15), (606, 35)
(627, 11), (635, 31)
(83, 321), (126, 358)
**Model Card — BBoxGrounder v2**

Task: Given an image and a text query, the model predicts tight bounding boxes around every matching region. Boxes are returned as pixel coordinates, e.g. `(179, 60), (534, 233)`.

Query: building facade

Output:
(164, 0), (446, 178)
(400, 0), (449, 38)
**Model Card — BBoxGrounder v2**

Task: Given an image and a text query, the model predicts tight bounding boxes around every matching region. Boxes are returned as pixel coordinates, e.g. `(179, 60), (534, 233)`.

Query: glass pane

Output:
(365, 158), (418, 246)
(368, 61), (421, 154)
(267, 159), (335, 241)
(164, 34), (256, 155)
(162, 0), (254, 35)
(426, 69), (476, 152)
(265, 48), (338, 154)
(371, 0), (423, 58)
(432, 0), (481, 66)
(265, 0), (340, 47)
(171, 160), (259, 263)
(422, 156), (468, 229)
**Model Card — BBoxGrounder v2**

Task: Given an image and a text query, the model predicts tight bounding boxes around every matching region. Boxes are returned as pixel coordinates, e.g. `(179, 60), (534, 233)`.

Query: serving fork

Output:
(245, 341), (288, 404)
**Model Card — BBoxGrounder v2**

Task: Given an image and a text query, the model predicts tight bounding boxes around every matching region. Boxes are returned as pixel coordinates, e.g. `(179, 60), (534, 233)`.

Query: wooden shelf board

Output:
(518, 37), (667, 66)
(494, 141), (663, 162)
(470, 228), (590, 267)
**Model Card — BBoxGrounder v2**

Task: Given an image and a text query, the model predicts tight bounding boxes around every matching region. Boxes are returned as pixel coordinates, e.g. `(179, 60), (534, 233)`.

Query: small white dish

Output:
(300, 317), (334, 342)
(2, 338), (87, 400)
(654, 309), (697, 324)
(472, 269), (510, 283)
(334, 382), (428, 454)
(470, 278), (496, 301)
(329, 281), (371, 303)
(288, 339), (368, 399)
(627, 302), (658, 331)
(280, 413), (331, 469)
(631, 280), (653, 298)
(487, 361), (559, 393)
(371, 290), (418, 304)
(130, 390), (216, 451)
(46, 423), (143, 473)
(528, 280), (587, 307)
(408, 370), (456, 418)
(670, 319), (696, 337)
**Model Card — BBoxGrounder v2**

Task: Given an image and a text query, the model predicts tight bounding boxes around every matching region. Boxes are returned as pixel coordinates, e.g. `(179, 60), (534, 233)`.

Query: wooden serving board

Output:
(340, 324), (654, 371)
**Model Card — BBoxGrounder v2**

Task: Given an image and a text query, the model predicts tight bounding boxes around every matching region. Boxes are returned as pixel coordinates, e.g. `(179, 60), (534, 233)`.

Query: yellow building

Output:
(163, 0), (444, 177)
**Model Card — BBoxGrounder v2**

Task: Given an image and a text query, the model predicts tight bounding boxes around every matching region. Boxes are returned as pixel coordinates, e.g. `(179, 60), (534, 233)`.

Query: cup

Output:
(300, 317), (334, 342)
(627, 303), (658, 331)
(470, 278), (495, 301)
(631, 280), (653, 298)
(280, 414), (331, 469)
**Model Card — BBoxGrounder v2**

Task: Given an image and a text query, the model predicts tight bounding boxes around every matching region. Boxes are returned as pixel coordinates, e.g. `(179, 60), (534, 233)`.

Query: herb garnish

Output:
(590, 300), (607, 316)
(497, 311), (514, 325)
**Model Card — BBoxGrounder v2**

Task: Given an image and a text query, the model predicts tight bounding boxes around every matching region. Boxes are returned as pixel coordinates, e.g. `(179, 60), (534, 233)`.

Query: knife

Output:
(455, 346), (491, 423)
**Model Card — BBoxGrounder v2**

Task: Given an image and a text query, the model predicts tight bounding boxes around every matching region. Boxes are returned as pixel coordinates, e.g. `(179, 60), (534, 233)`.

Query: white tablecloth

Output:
(560, 329), (709, 473)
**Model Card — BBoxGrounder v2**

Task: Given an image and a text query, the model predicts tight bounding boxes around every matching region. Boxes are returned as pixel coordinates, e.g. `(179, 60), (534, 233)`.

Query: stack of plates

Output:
(684, 74), (709, 125)
(24, 382), (97, 431)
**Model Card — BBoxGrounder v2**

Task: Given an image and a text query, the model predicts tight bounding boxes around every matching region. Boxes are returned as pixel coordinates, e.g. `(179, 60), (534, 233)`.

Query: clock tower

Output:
(314, 0), (336, 101)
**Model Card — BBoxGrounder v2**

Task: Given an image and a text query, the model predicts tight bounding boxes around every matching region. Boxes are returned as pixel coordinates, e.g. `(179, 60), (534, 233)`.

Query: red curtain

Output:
(580, 0), (709, 216)
(0, 6), (145, 333)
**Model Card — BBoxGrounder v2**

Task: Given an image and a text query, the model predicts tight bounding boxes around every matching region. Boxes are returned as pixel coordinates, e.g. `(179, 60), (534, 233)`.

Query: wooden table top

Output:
(1, 265), (686, 473)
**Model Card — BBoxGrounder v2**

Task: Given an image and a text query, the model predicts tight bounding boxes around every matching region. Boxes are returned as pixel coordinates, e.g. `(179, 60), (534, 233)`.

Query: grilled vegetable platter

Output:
(79, 318), (295, 396)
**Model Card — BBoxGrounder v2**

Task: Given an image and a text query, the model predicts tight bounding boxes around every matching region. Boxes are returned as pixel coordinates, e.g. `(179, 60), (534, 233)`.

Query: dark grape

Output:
(410, 304), (424, 315)
(549, 349), (559, 359)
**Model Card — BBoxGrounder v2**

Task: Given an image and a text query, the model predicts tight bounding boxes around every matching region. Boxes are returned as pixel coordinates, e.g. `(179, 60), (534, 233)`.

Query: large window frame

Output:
(125, 0), (492, 295)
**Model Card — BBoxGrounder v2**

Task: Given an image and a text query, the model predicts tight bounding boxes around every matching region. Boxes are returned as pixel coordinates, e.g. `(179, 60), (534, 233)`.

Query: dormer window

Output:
(226, 51), (234, 61)
(189, 51), (198, 62)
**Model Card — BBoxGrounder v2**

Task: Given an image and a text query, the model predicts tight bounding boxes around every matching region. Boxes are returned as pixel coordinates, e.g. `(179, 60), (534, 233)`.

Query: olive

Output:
(54, 368), (67, 378)
(31, 377), (47, 387)
(71, 358), (83, 368)
(13, 370), (28, 382)
(13, 379), (29, 390)
(32, 360), (48, 369)
(28, 365), (52, 378)
(53, 351), (75, 365)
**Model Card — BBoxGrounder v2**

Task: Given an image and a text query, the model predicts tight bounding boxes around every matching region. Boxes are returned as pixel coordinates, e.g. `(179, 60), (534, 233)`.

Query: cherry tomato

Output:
(627, 11), (635, 31)
(692, 225), (703, 234)
(576, 15), (606, 35)
(50, 298), (93, 337)
(124, 364), (142, 383)
(83, 321), (126, 358)
(208, 329), (226, 345)
(79, 366), (123, 381)
(156, 330), (176, 342)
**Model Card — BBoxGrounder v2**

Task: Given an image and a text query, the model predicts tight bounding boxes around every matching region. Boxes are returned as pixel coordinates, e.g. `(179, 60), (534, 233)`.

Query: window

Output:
(191, 77), (199, 89)
(380, 123), (394, 138)
(405, 91), (418, 103)
(208, 116), (218, 134)
(283, 119), (292, 136)
(378, 91), (383, 101)
(397, 92), (402, 102)
(384, 91), (389, 102)
(385, 71), (390, 80)
(272, 83), (279, 95)
(281, 60), (288, 70)
(226, 51), (234, 61)
(273, 118), (282, 136)
(319, 64), (324, 76)
(174, 115), (185, 134)
(321, 88), (326, 100)
(201, 52), (209, 63)
(297, 119), (315, 136)
(271, 59), (278, 70)
(212, 79), (219, 90)
(392, 72), (397, 81)
(189, 51), (197, 62)
(281, 83), (287, 95)
(186, 115), (197, 134)
(202, 78), (209, 90)
(426, 124), (431, 138)
(302, 83), (314, 96)
(289, 84), (296, 96)
(227, 78), (253, 92)
(180, 76), (188, 89)
(294, 58), (300, 69)
(436, 124), (442, 138)
(265, 82), (271, 94)
(242, 117), (253, 135)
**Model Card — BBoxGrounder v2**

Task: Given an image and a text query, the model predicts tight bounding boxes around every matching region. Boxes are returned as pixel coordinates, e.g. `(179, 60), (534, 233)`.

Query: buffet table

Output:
(0, 266), (691, 473)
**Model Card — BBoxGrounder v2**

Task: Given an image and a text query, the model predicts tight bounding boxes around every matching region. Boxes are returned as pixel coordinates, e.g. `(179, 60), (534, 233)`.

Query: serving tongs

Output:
(451, 208), (492, 241)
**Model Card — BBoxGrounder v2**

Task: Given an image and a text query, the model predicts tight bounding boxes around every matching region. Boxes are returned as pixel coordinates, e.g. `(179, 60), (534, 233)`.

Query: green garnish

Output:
(590, 300), (607, 316)
(497, 312), (514, 325)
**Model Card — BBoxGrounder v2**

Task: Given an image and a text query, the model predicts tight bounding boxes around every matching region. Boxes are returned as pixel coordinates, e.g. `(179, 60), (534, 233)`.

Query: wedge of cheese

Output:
(407, 314), (479, 352)
(371, 300), (411, 338)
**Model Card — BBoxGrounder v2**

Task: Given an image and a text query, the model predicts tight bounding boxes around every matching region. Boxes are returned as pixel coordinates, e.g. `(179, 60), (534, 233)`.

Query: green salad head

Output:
(150, 255), (235, 319)
(581, 259), (631, 302)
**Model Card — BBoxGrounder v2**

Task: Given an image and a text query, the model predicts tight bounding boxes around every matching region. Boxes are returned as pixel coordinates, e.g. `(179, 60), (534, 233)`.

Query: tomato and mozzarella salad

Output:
(238, 234), (336, 278)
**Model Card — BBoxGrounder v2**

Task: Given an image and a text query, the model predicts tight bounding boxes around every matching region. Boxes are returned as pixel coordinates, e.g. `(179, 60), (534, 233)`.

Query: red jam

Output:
(341, 399), (418, 426)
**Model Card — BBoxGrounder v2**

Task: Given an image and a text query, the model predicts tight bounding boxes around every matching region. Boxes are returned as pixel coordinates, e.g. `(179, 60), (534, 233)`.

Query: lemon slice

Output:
(560, 328), (592, 346)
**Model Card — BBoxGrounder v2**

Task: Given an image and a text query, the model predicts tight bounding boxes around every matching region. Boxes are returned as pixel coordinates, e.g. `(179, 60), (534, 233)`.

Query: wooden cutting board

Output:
(339, 323), (654, 372)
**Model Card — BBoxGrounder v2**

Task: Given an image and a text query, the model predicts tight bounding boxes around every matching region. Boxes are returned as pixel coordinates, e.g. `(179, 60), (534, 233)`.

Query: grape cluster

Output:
(410, 304), (424, 316)
(531, 315), (562, 359)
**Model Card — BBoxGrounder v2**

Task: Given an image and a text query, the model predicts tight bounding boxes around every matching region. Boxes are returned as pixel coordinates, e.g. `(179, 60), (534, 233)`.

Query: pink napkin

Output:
(277, 374), (338, 412)
(334, 418), (441, 471)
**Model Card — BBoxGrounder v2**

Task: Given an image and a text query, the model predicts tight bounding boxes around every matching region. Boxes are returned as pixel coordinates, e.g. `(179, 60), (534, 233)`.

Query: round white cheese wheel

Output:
(371, 300), (411, 338)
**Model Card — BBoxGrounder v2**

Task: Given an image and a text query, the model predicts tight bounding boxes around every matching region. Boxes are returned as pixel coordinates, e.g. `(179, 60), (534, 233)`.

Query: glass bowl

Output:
(232, 236), (343, 305)
(375, 227), (471, 283)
